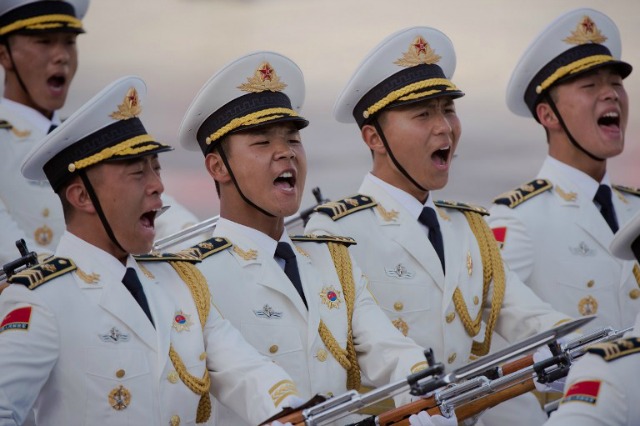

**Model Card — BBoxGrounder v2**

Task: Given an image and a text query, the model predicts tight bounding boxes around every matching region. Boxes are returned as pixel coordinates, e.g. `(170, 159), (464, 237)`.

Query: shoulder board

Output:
(291, 234), (356, 246)
(8, 257), (76, 290)
(186, 237), (233, 260)
(0, 120), (12, 130)
(613, 185), (640, 197)
(313, 194), (377, 221)
(587, 337), (640, 362)
(434, 200), (489, 216)
(134, 251), (200, 263)
(492, 179), (553, 208)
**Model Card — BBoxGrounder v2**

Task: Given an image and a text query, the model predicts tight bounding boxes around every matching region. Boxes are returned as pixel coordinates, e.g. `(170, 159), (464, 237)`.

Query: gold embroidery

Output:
(466, 251), (473, 276)
(375, 204), (399, 222)
(41, 264), (56, 273)
(411, 361), (428, 374)
(138, 263), (155, 279)
(110, 87), (141, 120)
(556, 186), (577, 202)
(578, 295), (598, 316)
(108, 385), (131, 410)
(34, 225), (53, 246)
(392, 317), (409, 336)
(564, 15), (607, 45)
(75, 268), (100, 284)
(295, 246), (309, 258)
(319, 286), (342, 310)
(269, 380), (299, 407)
(436, 207), (451, 221)
(233, 246), (258, 261)
(238, 62), (287, 93)
(394, 36), (441, 67)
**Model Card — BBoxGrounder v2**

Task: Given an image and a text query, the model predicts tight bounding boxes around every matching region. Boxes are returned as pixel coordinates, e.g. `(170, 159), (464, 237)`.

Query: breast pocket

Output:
(83, 347), (153, 426)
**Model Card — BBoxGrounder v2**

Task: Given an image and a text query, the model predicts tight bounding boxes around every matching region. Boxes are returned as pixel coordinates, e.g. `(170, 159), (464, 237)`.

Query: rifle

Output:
(0, 239), (38, 283)
(259, 316), (594, 426)
(359, 324), (632, 426)
(153, 187), (329, 251)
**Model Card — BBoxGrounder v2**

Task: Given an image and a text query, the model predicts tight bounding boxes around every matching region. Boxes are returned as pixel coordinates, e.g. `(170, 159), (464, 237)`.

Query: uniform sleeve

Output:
(486, 204), (536, 284)
(0, 286), (59, 426)
(350, 261), (429, 406)
(544, 355), (629, 426)
(204, 302), (300, 425)
(0, 197), (50, 266)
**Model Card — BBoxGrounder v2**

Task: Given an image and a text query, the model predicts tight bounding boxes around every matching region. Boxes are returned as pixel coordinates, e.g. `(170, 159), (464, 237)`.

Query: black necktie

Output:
(418, 207), (446, 274)
(275, 242), (308, 308)
(594, 185), (619, 233)
(122, 268), (154, 326)
(47, 124), (57, 134)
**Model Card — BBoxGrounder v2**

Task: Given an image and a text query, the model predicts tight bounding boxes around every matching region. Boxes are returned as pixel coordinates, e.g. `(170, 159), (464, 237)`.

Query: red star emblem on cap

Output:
(413, 36), (428, 55)
(581, 17), (595, 33)
(258, 63), (274, 81)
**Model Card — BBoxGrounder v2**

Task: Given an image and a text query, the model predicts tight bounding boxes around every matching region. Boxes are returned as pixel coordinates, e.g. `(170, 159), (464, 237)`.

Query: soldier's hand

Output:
(0, 282), (8, 295)
(409, 411), (457, 426)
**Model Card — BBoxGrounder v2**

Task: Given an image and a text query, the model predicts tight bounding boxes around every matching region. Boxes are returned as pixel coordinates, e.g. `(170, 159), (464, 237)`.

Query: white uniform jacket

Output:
(0, 101), (63, 264)
(195, 219), (430, 426)
(0, 232), (297, 426)
(305, 176), (569, 370)
(488, 158), (640, 330)
(545, 313), (640, 426)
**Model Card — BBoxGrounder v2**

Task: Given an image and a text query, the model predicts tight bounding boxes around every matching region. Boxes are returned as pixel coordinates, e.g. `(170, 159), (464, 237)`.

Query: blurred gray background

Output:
(34, 0), (640, 220)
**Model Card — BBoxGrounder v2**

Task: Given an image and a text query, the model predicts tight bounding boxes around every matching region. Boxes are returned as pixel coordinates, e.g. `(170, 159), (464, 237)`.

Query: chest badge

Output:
(99, 327), (130, 343)
(253, 304), (283, 319)
(578, 295), (598, 316)
(172, 310), (193, 332)
(570, 241), (596, 257)
(320, 285), (342, 309)
(109, 385), (131, 410)
(385, 263), (415, 279)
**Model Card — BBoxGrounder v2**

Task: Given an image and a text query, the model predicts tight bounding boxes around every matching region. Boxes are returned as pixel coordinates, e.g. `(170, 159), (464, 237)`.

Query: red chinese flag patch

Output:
(492, 227), (507, 249)
(562, 380), (601, 405)
(0, 306), (32, 333)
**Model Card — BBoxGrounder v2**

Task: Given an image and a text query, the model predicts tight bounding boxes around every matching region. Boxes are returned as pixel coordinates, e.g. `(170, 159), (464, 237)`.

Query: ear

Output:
(204, 151), (231, 184)
(536, 102), (559, 129)
(65, 177), (96, 214)
(361, 123), (387, 156)
(0, 43), (13, 71)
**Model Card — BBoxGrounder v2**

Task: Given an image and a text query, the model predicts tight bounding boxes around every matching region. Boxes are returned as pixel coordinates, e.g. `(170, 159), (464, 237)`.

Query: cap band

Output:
(206, 107), (299, 145)
(0, 2), (83, 37)
(536, 54), (615, 94)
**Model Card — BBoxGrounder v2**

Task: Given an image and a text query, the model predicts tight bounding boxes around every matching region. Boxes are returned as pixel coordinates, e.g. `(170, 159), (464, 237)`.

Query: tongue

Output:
(274, 179), (292, 189)
(140, 214), (152, 228)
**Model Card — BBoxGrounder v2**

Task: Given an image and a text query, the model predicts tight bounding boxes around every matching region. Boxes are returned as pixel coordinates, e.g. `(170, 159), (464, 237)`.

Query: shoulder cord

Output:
(317, 242), (361, 390)
(452, 211), (506, 357)
(168, 261), (212, 423)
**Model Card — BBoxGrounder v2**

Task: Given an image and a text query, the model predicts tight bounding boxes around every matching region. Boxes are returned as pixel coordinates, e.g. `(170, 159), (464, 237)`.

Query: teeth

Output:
(279, 171), (293, 178)
(602, 112), (619, 118)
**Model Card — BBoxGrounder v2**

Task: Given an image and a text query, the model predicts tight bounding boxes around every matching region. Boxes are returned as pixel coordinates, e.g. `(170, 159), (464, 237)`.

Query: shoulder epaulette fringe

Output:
(8, 257), (76, 290)
(185, 237), (232, 260)
(492, 179), (553, 208)
(435, 200), (489, 216)
(134, 250), (201, 263)
(613, 185), (640, 197)
(291, 234), (357, 246)
(587, 337), (640, 362)
(314, 194), (377, 221)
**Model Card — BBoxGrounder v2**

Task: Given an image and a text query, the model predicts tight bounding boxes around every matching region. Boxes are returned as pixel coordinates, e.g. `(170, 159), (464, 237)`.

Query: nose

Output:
(52, 41), (71, 65)
(148, 167), (164, 196)
(274, 139), (296, 160)
(601, 83), (621, 102)
(433, 112), (454, 134)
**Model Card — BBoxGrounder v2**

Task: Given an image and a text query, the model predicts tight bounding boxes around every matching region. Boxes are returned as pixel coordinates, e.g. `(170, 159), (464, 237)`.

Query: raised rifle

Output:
(259, 316), (594, 426)
(153, 187), (328, 251)
(0, 239), (38, 283)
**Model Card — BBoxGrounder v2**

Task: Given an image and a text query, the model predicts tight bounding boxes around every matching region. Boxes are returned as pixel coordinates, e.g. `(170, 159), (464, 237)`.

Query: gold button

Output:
(42, 208), (49, 218)
(269, 345), (279, 354)
(447, 353), (457, 364)
(115, 369), (125, 378)
(316, 349), (328, 362)
(587, 280), (595, 288)
(199, 352), (206, 361)
(394, 301), (404, 311)
(445, 312), (456, 323)
(170, 414), (180, 426)
(168, 371), (179, 384)
(630, 289), (640, 300)
(473, 296), (479, 305)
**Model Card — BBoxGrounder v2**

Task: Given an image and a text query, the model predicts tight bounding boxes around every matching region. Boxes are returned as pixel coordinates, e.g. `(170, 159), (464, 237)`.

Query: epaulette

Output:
(0, 120), (11, 130)
(185, 237), (233, 260)
(435, 200), (489, 216)
(291, 234), (357, 246)
(613, 185), (640, 197)
(313, 194), (377, 221)
(134, 250), (201, 263)
(8, 257), (76, 290)
(587, 337), (640, 362)
(492, 179), (553, 208)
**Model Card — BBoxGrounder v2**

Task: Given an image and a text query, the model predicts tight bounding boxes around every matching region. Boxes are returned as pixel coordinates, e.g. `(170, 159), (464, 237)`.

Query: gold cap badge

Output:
(394, 36), (442, 67)
(238, 62), (287, 93)
(564, 16), (607, 45)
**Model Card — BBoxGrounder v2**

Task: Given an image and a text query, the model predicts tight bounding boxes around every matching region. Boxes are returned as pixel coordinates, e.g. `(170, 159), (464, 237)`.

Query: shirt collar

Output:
(215, 217), (294, 257)
(55, 231), (129, 282)
(545, 156), (612, 200)
(1, 97), (60, 134)
(365, 172), (436, 220)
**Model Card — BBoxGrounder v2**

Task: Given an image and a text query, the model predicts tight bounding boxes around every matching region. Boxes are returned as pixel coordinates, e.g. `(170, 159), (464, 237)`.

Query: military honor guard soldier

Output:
(542, 211), (640, 426)
(177, 51), (436, 425)
(0, 0), (199, 266)
(0, 76), (302, 426)
(487, 8), (640, 332)
(304, 26), (572, 425)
